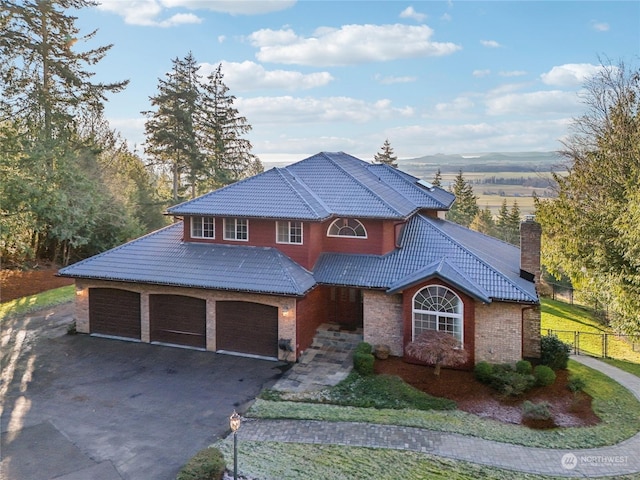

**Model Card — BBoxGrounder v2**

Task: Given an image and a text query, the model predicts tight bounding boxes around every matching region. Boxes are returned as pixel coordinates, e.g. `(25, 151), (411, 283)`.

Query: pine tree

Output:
(496, 199), (510, 242)
(143, 53), (201, 202)
(373, 139), (398, 168)
(470, 206), (496, 236)
(432, 168), (442, 187)
(197, 64), (262, 193)
(506, 201), (521, 245)
(446, 170), (478, 227)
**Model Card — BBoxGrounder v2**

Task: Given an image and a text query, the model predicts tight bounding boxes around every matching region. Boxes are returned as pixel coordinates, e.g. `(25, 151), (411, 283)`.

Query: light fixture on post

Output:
(229, 410), (241, 480)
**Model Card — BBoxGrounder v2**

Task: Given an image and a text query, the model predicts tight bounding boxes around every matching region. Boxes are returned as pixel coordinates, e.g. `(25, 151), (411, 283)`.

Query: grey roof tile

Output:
(59, 223), (316, 296)
(314, 215), (537, 303)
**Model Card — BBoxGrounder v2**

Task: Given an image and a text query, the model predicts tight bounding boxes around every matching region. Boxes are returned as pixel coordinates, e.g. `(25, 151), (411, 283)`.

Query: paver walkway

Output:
(239, 355), (640, 477)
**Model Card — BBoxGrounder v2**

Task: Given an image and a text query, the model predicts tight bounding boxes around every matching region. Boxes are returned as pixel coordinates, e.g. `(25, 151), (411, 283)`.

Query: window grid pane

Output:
(413, 286), (463, 344)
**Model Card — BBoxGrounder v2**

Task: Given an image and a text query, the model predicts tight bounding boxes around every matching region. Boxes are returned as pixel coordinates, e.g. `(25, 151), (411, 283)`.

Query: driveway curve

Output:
(1, 303), (284, 480)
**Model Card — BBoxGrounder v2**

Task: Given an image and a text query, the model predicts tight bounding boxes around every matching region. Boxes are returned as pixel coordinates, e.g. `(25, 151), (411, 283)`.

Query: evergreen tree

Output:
(373, 139), (398, 168)
(446, 170), (478, 227)
(470, 206), (496, 237)
(432, 168), (442, 187)
(535, 60), (640, 334)
(506, 201), (521, 245)
(143, 53), (201, 202)
(197, 63), (262, 192)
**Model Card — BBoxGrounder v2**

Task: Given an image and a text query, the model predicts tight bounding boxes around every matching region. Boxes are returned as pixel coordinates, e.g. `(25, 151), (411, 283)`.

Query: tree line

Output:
(1, 0), (258, 267)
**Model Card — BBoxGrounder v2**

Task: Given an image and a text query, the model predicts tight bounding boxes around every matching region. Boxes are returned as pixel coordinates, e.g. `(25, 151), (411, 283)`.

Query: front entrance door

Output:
(331, 287), (363, 329)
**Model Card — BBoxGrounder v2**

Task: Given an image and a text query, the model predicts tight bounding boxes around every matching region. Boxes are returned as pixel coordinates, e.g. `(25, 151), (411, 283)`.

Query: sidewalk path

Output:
(239, 356), (640, 477)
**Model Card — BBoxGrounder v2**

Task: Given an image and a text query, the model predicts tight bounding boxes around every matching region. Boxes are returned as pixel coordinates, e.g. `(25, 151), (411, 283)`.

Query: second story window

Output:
(328, 218), (367, 238)
(191, 216), (215, 239)
(277, 221), (303, 244)
(224, 218), (248, 241)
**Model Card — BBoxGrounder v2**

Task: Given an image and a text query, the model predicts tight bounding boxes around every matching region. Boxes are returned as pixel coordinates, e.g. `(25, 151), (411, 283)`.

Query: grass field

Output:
(0, 284), (74, 321)
(541, 298), (640, 363)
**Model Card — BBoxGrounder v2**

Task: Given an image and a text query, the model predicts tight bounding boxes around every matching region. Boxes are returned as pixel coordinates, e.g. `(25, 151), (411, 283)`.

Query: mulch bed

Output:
(375, 356), (600, 428)
(0, 265), (73, 302)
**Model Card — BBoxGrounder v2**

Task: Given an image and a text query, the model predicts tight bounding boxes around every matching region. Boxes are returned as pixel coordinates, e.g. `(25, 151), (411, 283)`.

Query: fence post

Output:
(574, 331), (579, 355)
(602, 333), (608, 358)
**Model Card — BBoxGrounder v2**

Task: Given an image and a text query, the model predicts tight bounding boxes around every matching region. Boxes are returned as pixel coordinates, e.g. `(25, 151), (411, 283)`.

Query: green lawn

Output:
(541, 298), (640, 363)
(0, 285), (74, 321)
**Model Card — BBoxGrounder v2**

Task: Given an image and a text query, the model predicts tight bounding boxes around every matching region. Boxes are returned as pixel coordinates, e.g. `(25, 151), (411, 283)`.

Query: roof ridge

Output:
(319, 152), (407, 218)
(420, 216), (536, 302)
(275, 167), (331, 219)
(273, 248), (315, 293)
(371, 164), (452, 210)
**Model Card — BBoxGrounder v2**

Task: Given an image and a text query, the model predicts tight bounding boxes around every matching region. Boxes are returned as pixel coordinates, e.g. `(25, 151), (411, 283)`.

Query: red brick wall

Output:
(401, 279), (476, 369)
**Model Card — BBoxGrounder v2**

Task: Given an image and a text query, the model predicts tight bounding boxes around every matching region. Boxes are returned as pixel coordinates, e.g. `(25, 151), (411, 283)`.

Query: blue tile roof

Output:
(313, 214), (538, 304)
(58, 223), (316, 296)
(168, 152), (454, 219)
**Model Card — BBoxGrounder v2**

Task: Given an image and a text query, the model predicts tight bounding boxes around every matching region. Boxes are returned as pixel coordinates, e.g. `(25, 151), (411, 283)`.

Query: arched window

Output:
(412, 285), (463, 344)
(327, 218), (367, 238)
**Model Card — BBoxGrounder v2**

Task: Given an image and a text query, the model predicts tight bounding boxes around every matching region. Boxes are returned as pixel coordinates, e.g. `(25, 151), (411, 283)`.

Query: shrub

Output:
(353, 352), (375, 376)
(354, 342), (373, 355)
(176, 447), (226, 480)
(521, 400), (552, 421)
(567, 375), (587, 393)
(490, 369), (536, 396)
(515, 360), (533, 375)
(534, 365), (557, 386)
(540, 334), (571, 370)
(473, 361), (493, 383)
(404, 330), (469, 376)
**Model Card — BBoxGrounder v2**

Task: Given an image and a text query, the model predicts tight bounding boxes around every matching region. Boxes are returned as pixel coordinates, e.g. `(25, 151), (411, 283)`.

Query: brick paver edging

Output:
(237, 356), (640, 477)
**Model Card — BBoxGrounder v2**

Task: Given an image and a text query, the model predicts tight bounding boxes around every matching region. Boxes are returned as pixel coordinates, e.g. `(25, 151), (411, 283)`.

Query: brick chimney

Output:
(520, 215), (542, 288)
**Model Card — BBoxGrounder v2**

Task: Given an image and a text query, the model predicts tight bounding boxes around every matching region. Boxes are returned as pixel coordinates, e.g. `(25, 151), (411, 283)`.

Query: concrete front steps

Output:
(272, 323), (364, 393)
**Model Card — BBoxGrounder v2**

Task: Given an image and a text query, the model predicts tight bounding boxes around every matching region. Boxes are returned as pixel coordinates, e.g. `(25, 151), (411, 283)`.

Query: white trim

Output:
(91, 334), (142, 343)
(216, 350), (279, 361)
(327, 218), (368, 238)
(223, 217), (249, 242)
(412, 285), (464, 345)
(191, 216), (215, 239)
(276, 220), (303, 244)
(151, 341), (207, 352)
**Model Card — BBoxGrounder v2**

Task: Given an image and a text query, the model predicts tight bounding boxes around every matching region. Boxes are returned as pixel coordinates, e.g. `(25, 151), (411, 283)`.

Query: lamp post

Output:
(229, 410), (241, 480)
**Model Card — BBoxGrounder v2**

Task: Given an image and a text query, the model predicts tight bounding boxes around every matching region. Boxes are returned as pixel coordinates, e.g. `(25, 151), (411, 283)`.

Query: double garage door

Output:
(88, 289), (278, 357)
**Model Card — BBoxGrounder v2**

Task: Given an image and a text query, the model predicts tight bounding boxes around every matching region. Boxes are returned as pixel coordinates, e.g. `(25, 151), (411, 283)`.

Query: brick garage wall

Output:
(522, 305), (541, 359)
(362, 290), (404, 356)
(475, 301), (526, 364)
(73, 280), (297, 361)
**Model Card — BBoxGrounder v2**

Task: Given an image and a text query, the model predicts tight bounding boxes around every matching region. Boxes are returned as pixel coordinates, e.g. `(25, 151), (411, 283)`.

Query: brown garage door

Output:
(89, 288), (141, 339)
(149, 295), (206, 349)
(216, 301), (278, 358)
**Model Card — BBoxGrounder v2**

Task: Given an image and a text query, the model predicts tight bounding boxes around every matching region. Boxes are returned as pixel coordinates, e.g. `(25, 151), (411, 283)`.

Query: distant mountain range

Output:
(399, 151), (565, 175)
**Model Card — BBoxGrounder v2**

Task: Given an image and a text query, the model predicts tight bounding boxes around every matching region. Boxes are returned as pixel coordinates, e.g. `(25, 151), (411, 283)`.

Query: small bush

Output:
(515, 360), (532, 375)
(176, 447), (225, 480)
(522, 400), (552, 421)
(534, 365), (557, 386)
(353, 352), (375, 376)
(473, 361), (493, 383)
(354, 342), (373, 355)
(540, 334), (571, 370)
(567, 375), (587, 393)
(490, 370), (536, 396)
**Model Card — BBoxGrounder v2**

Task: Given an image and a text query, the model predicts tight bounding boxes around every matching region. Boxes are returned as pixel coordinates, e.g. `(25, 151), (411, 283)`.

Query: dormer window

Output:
(328, 218), (367, 238)
(191, 216), (215, 239)
(224, 218), (248, 241)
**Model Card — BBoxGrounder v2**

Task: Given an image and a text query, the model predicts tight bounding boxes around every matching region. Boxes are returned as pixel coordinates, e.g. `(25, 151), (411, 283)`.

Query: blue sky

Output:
(75, 1), (639, 162)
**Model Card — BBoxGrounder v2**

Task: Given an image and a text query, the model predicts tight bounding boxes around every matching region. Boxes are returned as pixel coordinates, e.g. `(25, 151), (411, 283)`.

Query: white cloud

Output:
(236, 95), (415, 124)
(540, 63), (603, 87)
(399, 6), (427, 22)
(591, 21), (610, 32)
(480, 39), (502, 48)
(374, 74), (418, 85)
(473, 69), (491, 78)
(95, 0), (294, 26)
(485, 90), (580, 116)
(160, 0), (295, 15)
(499, 70), (527, 77)
(199, 61), (333, 91)
(435, 96), (475, 114)
(249, 24), (461, 66)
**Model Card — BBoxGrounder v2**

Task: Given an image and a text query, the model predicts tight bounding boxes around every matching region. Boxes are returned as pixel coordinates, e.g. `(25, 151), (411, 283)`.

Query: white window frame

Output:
(191, 216), (215, 239)
(327, 218), (368, 238)
(412, 285), (464, 345)
(223, 218), (249, 241)
(276, 221), (303, 244)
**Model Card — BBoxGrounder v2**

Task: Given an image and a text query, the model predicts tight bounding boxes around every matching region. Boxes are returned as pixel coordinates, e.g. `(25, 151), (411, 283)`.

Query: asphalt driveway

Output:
(1, 303), (285, 480)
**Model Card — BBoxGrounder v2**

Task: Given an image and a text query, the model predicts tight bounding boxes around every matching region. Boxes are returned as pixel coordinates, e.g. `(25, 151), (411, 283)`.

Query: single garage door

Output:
(89, 288), (141, 339)
(216, 301), (278, 358)
(149, 295), (206, 349)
